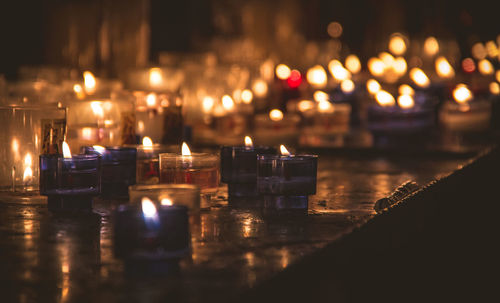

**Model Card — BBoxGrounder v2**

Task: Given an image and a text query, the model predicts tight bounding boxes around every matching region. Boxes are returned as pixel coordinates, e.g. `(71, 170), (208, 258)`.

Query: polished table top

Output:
(0, 152), (469, 303)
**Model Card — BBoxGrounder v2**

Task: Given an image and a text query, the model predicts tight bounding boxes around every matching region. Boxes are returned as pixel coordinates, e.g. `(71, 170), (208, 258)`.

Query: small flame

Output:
(388, 34), (407, 55)
(368, 58), (385, 77)
(142, 136), (153, 148)
(328, 61), (351, 81)
(424, 37), (439, 56)
(92, 145), (106, 155)
(83, 71), (97, 94)
(269, 109), (284, 121)
(340, 79), (355, 93)
(62, 142), (72, 158)
(379, 52), (395, 67)
(90, 101), (104, 118)
(453, 84), (473, 104)
(252, 79), (268, 98)
(375, 90), (396, 107)
(182, 142), (191, 156)
(345, 55), (361, 74)
(276, 64), (291, 80)
(435, 56), (455, 78)
(478, 59), (494, 75)
(73, 84), (85, 99)
(149, 67), (163, 86)
(161, 198), (173, 206)
(306, 65), (327, 88)
(202, 96), (215, 113)
(12, 138), (19, 154)
(241, 89), (253, 104)
(298, 100), (315, 112)
(146, 93), (157, 107)
(486, 41), (498, 58)
(409, 68), (430, 88)
(23, 167), (33, 183)
(24, 153), (32, 167)
(397, 95), (415, 109)
(366, 79), (381, 95)
(313, 90), (329, 102)
(392, 57), (407, 75)
(81, 128), (93, 140)
(398, 84), (414, 96)
(222, 95), (235, 111)
(244, 136), (253, 148)
(280, 145), (291, 156)
(318, 101), (334, 113)
(141, 197), (158, 218)
(489, 82), (500, 95)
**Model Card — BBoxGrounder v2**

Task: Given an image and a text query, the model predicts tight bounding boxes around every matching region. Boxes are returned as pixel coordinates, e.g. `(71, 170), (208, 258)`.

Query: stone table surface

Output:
(0, 152), (470, 303)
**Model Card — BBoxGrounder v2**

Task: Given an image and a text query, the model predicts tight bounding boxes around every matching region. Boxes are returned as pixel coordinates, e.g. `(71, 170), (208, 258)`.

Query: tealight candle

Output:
(82, 145), (136, 198)
(131, 137), (177, 185)
(220, 136), (276, 202)
(253, 109), (300, 146)
(39, 142), (101, 212)
(257, 145), (317, 211)
(159, 142), (219, 198)
(114, 184), (200, 261)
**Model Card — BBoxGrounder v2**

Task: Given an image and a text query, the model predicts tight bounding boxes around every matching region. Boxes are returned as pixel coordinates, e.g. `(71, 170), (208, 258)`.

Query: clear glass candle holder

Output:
(257, 154), (318, 211)
(253, 113), (300, 146)
(132, 144), (177, 185)
(159, 153), (219, 197)
(128, 184), (201, 211)
(39, 154), (101, 212)
(300, 103), (352, 147)
(439, 100), (492, 132)
(0, 106), (66, 192)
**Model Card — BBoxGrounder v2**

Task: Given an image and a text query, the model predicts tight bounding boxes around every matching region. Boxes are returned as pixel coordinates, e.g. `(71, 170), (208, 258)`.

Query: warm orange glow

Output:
(276, 64), (291, 80)
(375, 90), (396, 107)
(23, 153), (33, 183)
(83, 71), (96, 94)
(12, 138), (19, 154)
(161, 198), (173, 206)
(388, 34), (407, 55)
(149, 67), (163, 86)
(141, 197), (158, 218)
(81, 128), (92, 140)
(489, 82), (500, 95)
(424, 37), (439, 56)
(182, 142), (192, 156)
(241, 89), (253, 104)
(398, 84), (414, 96)
(280, 144), (291, 156)
(146, 93), (157, 107)
(92, 145), (106, 154)
(202, 96), (215, 113)
(392, 57), (407, 75)
(73, 84), (85, 99)
(435, 56), (455, 78)
(244, 136), (253, 148)
(142, 136), (153, 149)
(298, 100), (315, 112)
(472, 43), (487, 60)
(90, 101), (104, 118)
(409, 68), (430, 88)
(222, 95), (235, 111)
(366, 79), (381, 95)
(269, 109), (284, 121)
(306, 65), (328, 88)
(496, 71), (500, 83)
(368, 57), (385, 77)
(485, 41), (498, 58)
(327, 21), (343, 38)
(329, 60), (351, 81)
(260, 59), (275, 81)
(478, 59), (494, 75)
(313, 90), (329, 102)
(62, 142), (72, 158)
(453, 84), (473, 104)
(379, 52), (395, 67)
(340, 79), (355, 93)
(397, 94), (415, 109)
(345, 55), (361, 74)
(252, 79), (268, 98)
(317, 101), (334, 113)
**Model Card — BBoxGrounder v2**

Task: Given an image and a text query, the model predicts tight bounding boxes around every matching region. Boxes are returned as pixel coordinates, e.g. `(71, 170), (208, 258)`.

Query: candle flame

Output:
(366, 79), (381, 95)
(252, 79), (268, 98)
(489, 82), (500, 95)
(435, 56), (455, 78)
(90, 101), (104, 118)
(280, 145), (291, 156)
(244, 136), (253, 148)
(388, 34), (407, 55)
(142, 136), (153, 148)
(222, 95), (235, 111)
(202, 96), (215, 113)
(340, 79), (355, 93)
(453, 84), (473, 104)
(345, 55), (361, 74)
(409, 68), (430, 88)
(92, 145), (106, 155)
(398, 84), (414, 96)
(392, 57), (407, 75)
(276, 64), (291, 80)
(424, 37), (439, 56)
(24, 153), (32, 166)
(182, 142), (191, 156)
(83, 71), (96, 94)
(73, 84), (85, 99)
(472, 43), (486, 60)
(241, 89), (253, 104)
(379, 52), (395, 67)
(62, 142), (72, 158)
(23, 167), (33, 183)
(397, 94), (415, 109)
(298, 100), (315, 112)
(496, 71), (500, 83)
(328, 61), (351, 81)
(146, 93), (157, 107)
(149, 67), (163, 86)
(306, 65), (327, 88)
(141, 197), (158, 218)
(269, 109), (284, 121)
(313, 90), (329, 102)
(375, 90), (396, 107)
(161, 198), (173, 206)
(485, 40), (498, 58)
(478, 59), (494, 75)
(318, 101), (334, 113)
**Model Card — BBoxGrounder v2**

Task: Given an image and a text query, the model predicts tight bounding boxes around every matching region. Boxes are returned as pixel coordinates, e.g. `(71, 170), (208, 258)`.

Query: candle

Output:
(133, 136), (176, 185)
(220, 136), (276, 203)
(253, 109), (300, 146)
(39, 142), (101, 212)
(257, 145), (317, 211)
(114, 184), (199, 261)
(159, 142), (219, 199)
(82, 145), (136, 198)
(212, 95), (252, 144)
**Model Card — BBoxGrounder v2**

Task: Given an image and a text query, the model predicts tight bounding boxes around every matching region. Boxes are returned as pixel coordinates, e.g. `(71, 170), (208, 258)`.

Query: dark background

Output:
(0, 0), (499, 79)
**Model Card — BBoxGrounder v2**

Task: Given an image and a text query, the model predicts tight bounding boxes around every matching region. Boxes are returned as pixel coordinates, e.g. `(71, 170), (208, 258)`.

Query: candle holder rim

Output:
(159, 152), (218, 158)
(129, 183), (200, 192)
(257, 154), (318, 160)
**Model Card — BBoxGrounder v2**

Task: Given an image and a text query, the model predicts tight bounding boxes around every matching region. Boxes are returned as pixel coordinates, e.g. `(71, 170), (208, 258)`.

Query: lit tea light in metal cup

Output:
(39, 142), (101, 212)
(114, 184), (200, 261)
(220, 136), (276, 203)
(257, 145), (317, 211)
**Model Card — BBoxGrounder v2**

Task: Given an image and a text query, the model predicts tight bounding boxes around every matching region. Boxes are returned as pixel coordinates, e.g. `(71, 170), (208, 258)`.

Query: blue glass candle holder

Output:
(220, 146), (276, 202)
(82, 146), (137, 198)
(39, 154), (101, 212)
(257, 154), (317, 211)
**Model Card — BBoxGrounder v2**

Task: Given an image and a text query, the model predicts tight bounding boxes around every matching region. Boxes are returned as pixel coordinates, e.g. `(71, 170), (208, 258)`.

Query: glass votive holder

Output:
(0, 106), (66, 192)
(82, 146), (137, 198)
(39, 154), (101, 212)
(257, 154), (317, 211)
(253, 111), (300, 146)
(439, 100), (492, 133)
(113, 184), (199, 261)
(133, 144), (177, 184)
(159, 153), (219, 198)
(220, 145), (276, 200)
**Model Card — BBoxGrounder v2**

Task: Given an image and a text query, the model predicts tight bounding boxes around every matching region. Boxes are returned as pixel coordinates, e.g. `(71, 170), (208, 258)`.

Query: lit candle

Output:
(134, 136), (176, 185)
(253, 109), (300, 146)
